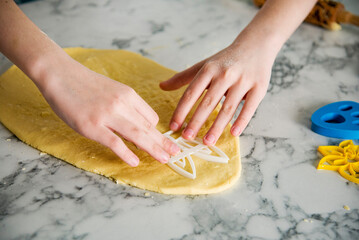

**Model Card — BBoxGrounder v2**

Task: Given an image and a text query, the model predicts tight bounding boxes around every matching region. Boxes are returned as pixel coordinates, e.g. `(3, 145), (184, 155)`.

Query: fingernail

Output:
(161, 153), (170, 163)
(171, 144), (181, 155)
(204, 134), (215, 145)
(183, 128), (194, 139)
(130, 157), (139, 167)
(170, 122), (179, 131)
(231, 126), (241, 136)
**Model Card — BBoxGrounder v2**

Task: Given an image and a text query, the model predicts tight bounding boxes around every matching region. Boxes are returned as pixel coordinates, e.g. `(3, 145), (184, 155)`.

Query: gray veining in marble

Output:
(0, 0), (358, 239)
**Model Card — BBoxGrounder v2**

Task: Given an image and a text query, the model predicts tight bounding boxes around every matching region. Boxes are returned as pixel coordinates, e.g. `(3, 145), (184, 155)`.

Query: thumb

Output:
(160, 61), (204, 91)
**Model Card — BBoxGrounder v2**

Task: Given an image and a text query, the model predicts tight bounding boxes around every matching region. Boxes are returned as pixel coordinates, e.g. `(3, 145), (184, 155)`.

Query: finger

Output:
(131, 98), (181, 155)
(231, 88), (265, 136)
(148, 127), (181, 156)
(96, 127), (140, 167)
(110, 110), (179, 164)
(123, 126), (173, 164)
(182, 79), (229, 140)
(135, 94), (159, 126)
(203, 85), (246, 145)
(159, 61), (205, 91)
(169, 67), (214, 131)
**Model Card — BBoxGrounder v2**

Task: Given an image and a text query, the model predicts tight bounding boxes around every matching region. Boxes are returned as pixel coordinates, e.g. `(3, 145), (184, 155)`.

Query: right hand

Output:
(160, 42), (272, 145)
(35, 55), (180, 167)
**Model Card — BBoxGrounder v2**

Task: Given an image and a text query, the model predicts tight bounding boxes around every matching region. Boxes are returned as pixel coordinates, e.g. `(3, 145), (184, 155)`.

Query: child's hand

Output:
(160, 40), (274, 146)
(38, 57), (180, 167)
(158, 0), (318, 146)
(0, 0), (181, 167)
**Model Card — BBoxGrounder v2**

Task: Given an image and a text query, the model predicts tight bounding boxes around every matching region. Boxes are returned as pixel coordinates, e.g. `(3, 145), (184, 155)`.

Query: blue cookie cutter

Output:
(311, 101), (359, 139)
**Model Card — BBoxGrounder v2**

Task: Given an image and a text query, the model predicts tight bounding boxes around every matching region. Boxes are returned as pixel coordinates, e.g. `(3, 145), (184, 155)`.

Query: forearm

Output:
(0, 0), (69, 87)
(233, 0), (317, 57)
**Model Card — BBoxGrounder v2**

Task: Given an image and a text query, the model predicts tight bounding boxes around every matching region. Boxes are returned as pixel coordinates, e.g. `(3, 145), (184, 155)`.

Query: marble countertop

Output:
(1, 0), (358, 239)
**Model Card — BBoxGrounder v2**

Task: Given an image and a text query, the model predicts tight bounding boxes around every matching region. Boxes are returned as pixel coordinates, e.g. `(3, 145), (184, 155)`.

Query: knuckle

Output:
(221, 104), (235, 115)
(108, 95), (122, 112)
(106, 135), (120, 149)
(236, 115), (250, 125)
(202, 62), (216, 73)
(150, 144), (163, 158)
(182, 88), (194, 103)
(208, 127), (221, 138)
(221, 68), (235, 80)
(131, 126), (141, 135)
(189, 118), (202, 129)
(75, 117), (94, 135)
(162, 136), (173, 150)
(89, 115), (103, 127)
(202, 95), (214, 108)
(245, 104), (257, 116)
(143, 120), (152, 133)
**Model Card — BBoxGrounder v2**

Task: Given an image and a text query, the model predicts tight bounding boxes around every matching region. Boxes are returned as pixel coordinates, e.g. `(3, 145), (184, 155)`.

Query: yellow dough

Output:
(0, 48), (241, 195)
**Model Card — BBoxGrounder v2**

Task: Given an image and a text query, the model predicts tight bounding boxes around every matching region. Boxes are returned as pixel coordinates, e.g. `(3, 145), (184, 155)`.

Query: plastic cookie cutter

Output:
(163, 130), (229, 179)
(317, 140), (359, 184)
(311, 101), (359, 139)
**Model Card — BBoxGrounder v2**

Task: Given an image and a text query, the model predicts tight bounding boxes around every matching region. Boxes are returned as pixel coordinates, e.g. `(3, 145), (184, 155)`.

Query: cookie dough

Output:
(0, 48), (241, 194)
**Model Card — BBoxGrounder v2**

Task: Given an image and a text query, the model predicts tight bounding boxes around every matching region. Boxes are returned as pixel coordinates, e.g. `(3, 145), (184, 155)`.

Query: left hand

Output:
(160, 41), (274, 145)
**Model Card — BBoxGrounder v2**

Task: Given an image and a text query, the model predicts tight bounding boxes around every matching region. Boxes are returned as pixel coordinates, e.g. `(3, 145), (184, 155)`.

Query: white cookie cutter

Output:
(163, 130), (229, 179)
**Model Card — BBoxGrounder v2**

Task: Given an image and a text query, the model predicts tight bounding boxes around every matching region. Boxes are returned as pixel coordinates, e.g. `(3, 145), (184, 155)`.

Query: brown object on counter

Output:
(253, 0), (359, 31)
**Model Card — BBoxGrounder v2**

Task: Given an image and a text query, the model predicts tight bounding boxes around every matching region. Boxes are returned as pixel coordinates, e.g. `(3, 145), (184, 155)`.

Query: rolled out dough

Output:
(0, 48), (241, 195)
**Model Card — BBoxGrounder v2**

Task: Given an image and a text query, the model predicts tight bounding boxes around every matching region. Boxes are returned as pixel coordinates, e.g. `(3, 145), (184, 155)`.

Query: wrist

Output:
(230, 29), (281, 68)
(234, 24), (285, 59)
(26, 47), (73, 92)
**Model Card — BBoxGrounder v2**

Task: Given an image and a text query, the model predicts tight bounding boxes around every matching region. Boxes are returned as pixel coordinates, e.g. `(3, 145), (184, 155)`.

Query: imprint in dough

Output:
(0, 48), (241, 195)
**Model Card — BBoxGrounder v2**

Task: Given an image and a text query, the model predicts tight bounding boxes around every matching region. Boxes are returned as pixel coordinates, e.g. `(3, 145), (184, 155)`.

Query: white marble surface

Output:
(1, 0), (359, 239)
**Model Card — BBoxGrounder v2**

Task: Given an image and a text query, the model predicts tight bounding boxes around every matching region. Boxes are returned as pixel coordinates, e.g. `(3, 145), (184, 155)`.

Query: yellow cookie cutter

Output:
(317, 140), (359, 184)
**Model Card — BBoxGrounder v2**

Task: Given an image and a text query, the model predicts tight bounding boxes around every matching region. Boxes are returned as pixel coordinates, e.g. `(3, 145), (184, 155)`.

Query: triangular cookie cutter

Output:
(163, 130), (229, 179)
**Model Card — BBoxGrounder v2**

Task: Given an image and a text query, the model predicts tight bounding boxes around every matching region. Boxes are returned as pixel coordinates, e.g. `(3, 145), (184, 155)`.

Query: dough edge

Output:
(0, 47), (241, 195)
